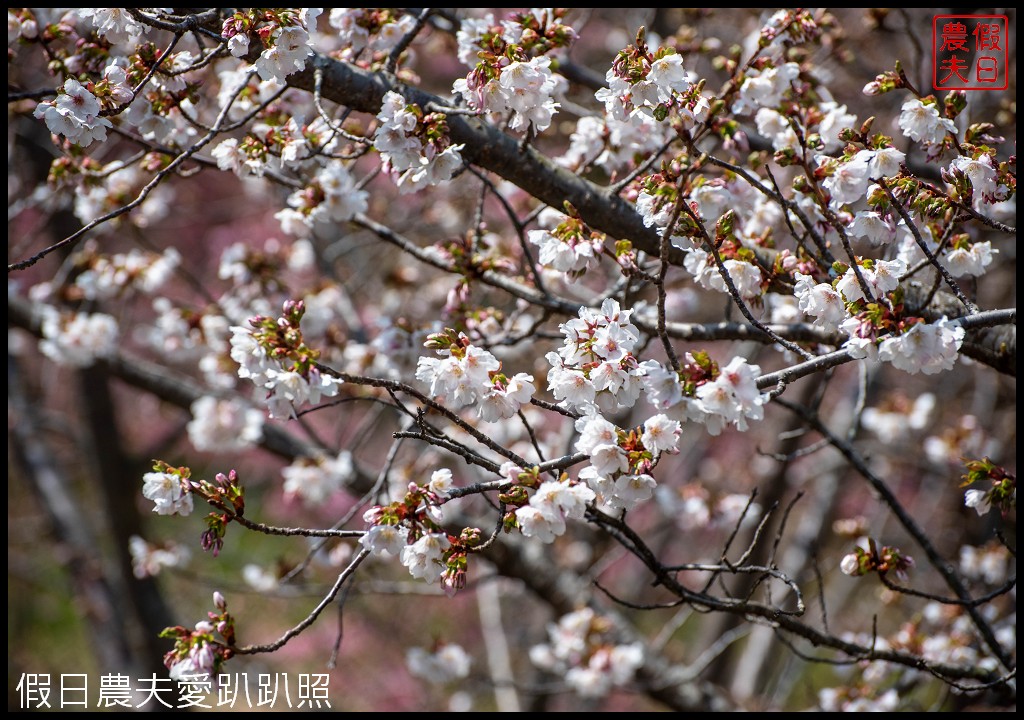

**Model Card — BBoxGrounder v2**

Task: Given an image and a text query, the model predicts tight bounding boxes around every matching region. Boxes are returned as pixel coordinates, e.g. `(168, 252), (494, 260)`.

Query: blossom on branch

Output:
(33, 78), (112, 147)
(530, 608), (644, 698)
(877, 318), (965, 375)
(898, 98), (955, 146)
(143, 467), (194, 517)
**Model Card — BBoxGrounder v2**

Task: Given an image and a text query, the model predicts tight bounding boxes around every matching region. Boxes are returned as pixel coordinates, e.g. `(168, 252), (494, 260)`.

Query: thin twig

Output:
(384, 8), (435, 75)
(777, 398), (1014, 671)
(232, 549), (370, 654)
(877, 177), (979, 314)
(10, 69), (258, 272)
(679, 201), (813, 359)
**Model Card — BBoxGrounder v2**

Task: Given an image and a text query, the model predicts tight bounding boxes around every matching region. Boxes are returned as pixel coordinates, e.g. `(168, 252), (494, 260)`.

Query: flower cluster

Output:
(860, 393), (935, 442)
(898, 97), (955, 147)
(634, 169), (683, 232)
(573, 413), (680, 514)
(821, 146), (906, 207)
(875, 317), (965, 375)
(67, 159), (175, 228)
(826, 263), (966, 375)
(282, 450), (355, 506)
(33, 78), (113, 147)
(528, 205), (606, 275)
(684, 244), (764, 300)
(406, 643), (473, 684)
(821, 595), (1014, 711)
(559, 112), (673, 175)
(947, 152), (1011, 206)
(806, 256), (905, 319)
(596, 31), (704, 125)
(960, 457), (1016, 516)
(793, 272), (848, 331)
(221, 9), (320, 83)
(842, 600), (1016, 689)
(959, 542), (1012, 586)
(546, 299), (644, 413)
(274, 162), (369, 237)
(529, 608), (644, 698)
(511, 471), (596, 543)
(941, 237), (997, 277)
(8, 7), (1017, 709)
(129, 535), (191, 578)
(142, 462), (195, 517)
(454, 55), (561, 134)
(360, 481), (480, 595)
(328, 8), (416, 57)
(641, 353), (767, 435)
(452, 9), (575, 134)
(374, 91), (464, 193)
(655, 485), (762, 533)
(187, 395), (265, 453)
(416, 329), (535, 422)
(161, 592), (235, 681)
(732, 62), (801, 115)
(819, 686), (899, 712)
(635, 178), (770, 304)
(38, 307), (119, 368)
(229, 300), (343, 419)
(78, 8), (147, 45)
(72, 246), (181, 300)
(243, 563), (280, 592)
(839, 537), (915, 581)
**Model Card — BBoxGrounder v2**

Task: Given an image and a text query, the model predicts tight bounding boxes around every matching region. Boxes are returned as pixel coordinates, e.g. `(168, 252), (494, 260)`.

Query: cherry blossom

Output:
(898, 98), (956, 145)
(455, 54), (562, 134)
(187, 396), (264, 452)
(516, 478), (595, 543)
(282, 451), (354, 505)
(142, 470), (194, 517)
(877, 319), (965, 375)
(407, 643), (472, 684)
(849, 211), (896, 244)
(78, 8), (147, 44)
(401, 532), (451, 582)
(732, 62), (800, 113)
(253, 24), (315, 83)
(835, 258), (907, 302)
(794, 273), (848, 330)
(824, 154), (871, 206)
(530, 608), (644, 698)
(129, 535), (191, 578)
(39, 308), (119, 367)
(33, 78), (112, 147)
(695, 357), (767, 433)
(949, 154), (1007, 204)
(942, 240), (996, 277)
(167, 631), (217, 681)
(359, 521), (409, 557)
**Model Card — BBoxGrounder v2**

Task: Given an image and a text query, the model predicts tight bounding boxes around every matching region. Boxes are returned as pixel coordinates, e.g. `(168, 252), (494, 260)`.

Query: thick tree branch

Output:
(288, 54), (683, 264)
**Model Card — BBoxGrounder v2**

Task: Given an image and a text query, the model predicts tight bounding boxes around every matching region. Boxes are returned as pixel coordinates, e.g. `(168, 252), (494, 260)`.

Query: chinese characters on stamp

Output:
(933, 15), (1009, 91)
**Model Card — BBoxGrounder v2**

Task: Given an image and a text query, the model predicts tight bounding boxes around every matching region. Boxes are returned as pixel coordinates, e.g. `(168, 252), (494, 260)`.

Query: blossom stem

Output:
(877, 177), (979, 314)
